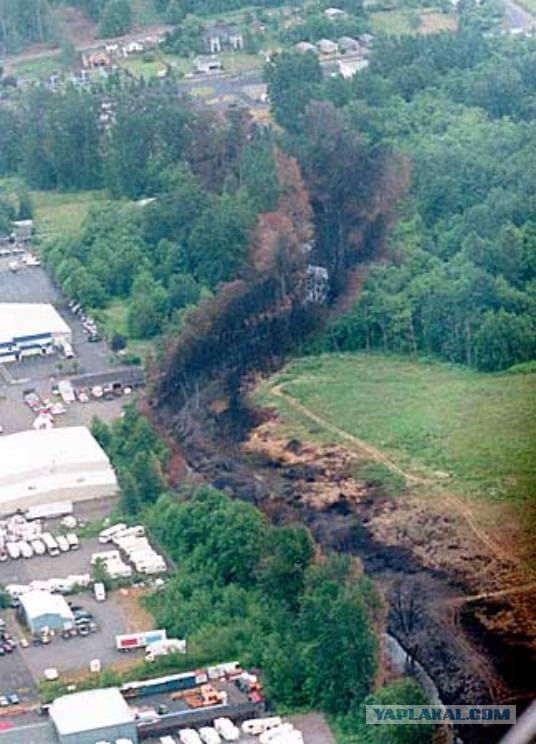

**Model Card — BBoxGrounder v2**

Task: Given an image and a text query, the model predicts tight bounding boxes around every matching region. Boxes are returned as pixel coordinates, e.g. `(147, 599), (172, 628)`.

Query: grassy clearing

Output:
(98, 299), (154, 359)
(256, 353), (536, 511)
(32, 189), (105, 238)
(119, 53), (191, 78)
(13, 55), (62, 79)
(370, 9), (457, 35)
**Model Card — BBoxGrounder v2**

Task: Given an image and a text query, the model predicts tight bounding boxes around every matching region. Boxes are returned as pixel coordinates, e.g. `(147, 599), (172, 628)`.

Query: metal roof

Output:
(0, 303), (70, 345)
(50, 688), (135, 735)
(19, 590), (74, 623)
(0, 427), (118, 511)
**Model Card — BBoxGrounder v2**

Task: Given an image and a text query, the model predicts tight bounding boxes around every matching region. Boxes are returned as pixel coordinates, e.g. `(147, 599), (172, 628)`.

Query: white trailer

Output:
(179, 730), (202, 744)
(242, 717), (282, 736)
(66, 533), (79, 550)
(58, 379), (75, 404)
(26, 501), (73, 520)
(56, 535), (70, 552)
(98, 523), (127, 544)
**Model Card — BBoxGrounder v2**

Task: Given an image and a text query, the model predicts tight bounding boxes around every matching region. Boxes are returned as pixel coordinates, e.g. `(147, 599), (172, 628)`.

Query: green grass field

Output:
(31, 189), (105, 238)
(369, 9), (457, 35)
(256, 353), (536, 510)
(97, 299), (155, 359)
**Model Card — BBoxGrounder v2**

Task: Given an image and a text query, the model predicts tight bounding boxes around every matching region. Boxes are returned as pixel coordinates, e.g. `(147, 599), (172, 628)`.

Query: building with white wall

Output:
(0, 427), (119, 514)
(0, 303), (71, 363)
(50, 688), (137, 744)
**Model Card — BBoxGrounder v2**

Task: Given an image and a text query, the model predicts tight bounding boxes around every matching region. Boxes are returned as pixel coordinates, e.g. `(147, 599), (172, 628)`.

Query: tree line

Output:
(266, 29), (536, 371)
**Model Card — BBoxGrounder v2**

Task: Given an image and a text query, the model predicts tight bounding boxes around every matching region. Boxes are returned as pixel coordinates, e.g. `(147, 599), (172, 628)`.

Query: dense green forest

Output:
(0, 83), (280, 340)
(92, 410), (430, 744)
(267, 30), (536, 371)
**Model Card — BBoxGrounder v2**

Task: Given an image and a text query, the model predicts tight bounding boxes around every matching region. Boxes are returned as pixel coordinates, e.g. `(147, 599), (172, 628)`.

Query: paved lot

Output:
(0, 529), (149, 683)
(0, 259), (135, 435)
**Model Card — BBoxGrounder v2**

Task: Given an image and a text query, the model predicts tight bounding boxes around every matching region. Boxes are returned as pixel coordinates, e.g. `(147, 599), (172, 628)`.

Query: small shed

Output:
(19, 590), (74, 634)
(50, 687), (137, 744)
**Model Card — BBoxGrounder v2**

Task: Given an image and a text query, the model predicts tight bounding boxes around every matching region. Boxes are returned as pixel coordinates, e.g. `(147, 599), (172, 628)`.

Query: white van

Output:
(214, 719), (240, 742)
(56, 535), (70, 553)
(199, 728), (221, 744)
(94, 582), (106, 602)
(179, 730), (202, 744)
(19, 541), (34, 559)
(6, 542), (21, 560)
(66, 533), (79, 550)
(41, 533), (60, 557)
(30, 539), (46, 556)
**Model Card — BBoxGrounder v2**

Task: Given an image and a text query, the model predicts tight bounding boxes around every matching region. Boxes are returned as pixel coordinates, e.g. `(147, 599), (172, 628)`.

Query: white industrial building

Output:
(19, 589), (74, 634)
(50, 688), (137, 744)
(0, 303), (72, 363)
(0, 427), (119, 514)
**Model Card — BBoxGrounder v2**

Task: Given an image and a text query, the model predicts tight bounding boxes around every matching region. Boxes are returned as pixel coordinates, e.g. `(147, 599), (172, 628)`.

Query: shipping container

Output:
(115, 629), (167, 651)
(121, 670), (205, 698)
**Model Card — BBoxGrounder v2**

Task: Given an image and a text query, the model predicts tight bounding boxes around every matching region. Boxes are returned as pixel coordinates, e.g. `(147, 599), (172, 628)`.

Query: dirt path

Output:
(270, 383), (522, 568)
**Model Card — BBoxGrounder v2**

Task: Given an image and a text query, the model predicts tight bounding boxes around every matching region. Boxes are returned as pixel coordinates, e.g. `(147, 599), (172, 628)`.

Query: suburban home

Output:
(317, 38), (339, 55)
(203, 24), (244, 54)
(324, 7), (346, 19)
(193, 55), (223, 74)
(295, 41), (317, 53)
(338, 36), (360, 53)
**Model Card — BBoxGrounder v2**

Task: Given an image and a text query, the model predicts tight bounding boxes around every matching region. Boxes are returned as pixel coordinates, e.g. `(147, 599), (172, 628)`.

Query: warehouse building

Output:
(19, 590), (74, 634)
(0, 426), (119, 514)
(0, 303), (72, 363)
(50, 688), (137, 744)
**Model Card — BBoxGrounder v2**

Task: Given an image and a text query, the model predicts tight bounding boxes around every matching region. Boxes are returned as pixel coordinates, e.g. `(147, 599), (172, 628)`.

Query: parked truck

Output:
(115, 629), (167, 652)
(145, 638), (186, 661)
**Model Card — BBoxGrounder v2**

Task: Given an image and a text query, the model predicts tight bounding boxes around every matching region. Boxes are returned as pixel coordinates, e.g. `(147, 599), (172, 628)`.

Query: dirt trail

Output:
(270, 383), (523, 568)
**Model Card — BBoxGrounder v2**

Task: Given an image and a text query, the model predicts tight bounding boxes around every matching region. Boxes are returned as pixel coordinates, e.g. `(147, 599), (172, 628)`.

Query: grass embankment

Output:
(255, 353), (536, 514)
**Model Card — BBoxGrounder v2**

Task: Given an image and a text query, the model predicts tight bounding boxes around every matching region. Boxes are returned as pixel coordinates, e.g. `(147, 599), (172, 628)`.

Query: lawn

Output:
(256, 353), (536, 510)
(12, 55), (62, 79)
(97, 299), (155, 360)
(370, 9), (457, 35)
(31, 190), (105, 238)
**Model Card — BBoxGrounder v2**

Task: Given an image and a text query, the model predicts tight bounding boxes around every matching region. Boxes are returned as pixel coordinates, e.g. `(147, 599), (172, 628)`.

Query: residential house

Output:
(337, 36), (360, 53)
(84, 50), (111, 68)
(193, 55), (223, 74)
(202, 24), (244, 54)
(317, 38), (339, 54)
(122, 41), (144, 56)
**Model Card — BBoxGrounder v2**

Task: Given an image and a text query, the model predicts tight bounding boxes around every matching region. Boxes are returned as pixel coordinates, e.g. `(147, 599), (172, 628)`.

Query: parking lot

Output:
(0, 519), (155, 689)
(0, 259), (141, 435)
